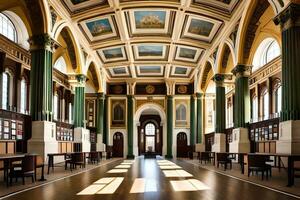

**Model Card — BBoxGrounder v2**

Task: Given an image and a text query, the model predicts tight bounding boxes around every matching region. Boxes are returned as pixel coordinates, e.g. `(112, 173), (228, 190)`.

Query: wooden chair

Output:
(8, 155), (36, 186)
(35, 155), (44, 180)
(199, 152), (211, 164)
(247, 155), (271, 180)
(217, 153), (232, 171)
(70, 153), (85, 171)
(87, 152), (100, 164)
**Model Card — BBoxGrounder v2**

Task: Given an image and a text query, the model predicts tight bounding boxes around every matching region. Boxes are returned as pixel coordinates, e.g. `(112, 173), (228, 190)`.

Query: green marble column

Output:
(196, 93), (203, 143)
(213, 74), (226, 133)
(103, 97), (108, 144)
(29, 34), (54, 121)
(190, 95), (196, 146)
(232, 65), (251, 128)
(74, 75), (86, 128)
(96, 93), (105, 135)
(127, 95), (134, 159)
(274, 4), (300, 121)
(166, 95), (173, 158)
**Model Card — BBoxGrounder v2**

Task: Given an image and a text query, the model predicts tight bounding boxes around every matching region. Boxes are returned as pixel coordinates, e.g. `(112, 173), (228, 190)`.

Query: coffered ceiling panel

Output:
(132, 43), (169, 61)
(170, 66), (194, 78)
(106, 66), (131, 78)
(181, 14), (223, 43)
(135, 65), (165, 77)
(62, 0), (108, 14)
(79, 14), (119, 42)
(97, 45), (127, 63)
(192, 0), (240, 14)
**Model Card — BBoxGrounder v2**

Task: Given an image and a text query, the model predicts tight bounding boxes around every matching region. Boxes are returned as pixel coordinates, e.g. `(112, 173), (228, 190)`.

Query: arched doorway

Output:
(134, 103), (167, 157)
(113, 132), (123, 157)
(177, 132), (188, 158)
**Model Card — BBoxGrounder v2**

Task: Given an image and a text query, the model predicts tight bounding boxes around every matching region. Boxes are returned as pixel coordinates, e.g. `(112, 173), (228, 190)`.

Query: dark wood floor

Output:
(2, 158), (299, 200)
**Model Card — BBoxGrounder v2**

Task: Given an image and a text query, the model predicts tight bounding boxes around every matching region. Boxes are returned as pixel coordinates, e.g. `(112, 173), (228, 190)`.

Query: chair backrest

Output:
(36, 155), (44, 167)
(0, 161), (4, 170)
(90, 152), (99, 159)
(217, 153), (228, 161)
(72, 153), (84, 162)
(22, 155), (35, 172)
(248, 155), (267, 167)
(201, 152), (209, 159)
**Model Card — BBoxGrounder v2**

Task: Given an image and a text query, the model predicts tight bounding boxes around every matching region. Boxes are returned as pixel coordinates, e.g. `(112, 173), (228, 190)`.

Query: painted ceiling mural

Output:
(59, 0), (241, 81)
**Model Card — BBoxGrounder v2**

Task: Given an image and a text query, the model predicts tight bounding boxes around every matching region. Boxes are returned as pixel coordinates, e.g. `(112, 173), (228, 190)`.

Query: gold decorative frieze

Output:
(249, 57), (281, 86)
(136, 99), (165, 111)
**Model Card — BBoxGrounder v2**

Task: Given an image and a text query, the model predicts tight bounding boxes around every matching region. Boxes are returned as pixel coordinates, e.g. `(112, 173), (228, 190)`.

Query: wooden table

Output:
(0, 153), (45, 183)
(47, 153), (69, 174)
(248, 153), (300, 186)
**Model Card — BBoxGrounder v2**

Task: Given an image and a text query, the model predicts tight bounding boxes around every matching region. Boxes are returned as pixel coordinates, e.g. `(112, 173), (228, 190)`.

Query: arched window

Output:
(53, 56), (67, 74)
(20, 78), (27, 113)
(274, 85), (282, 115)
(0, 13), (17, 42)
(113, 104), (124, 121)
(2, 72), (10, 109)
(53, 94), (59, 120)
(261, 90), (269, 120)
(176, 104), (187, 121)
(226, 97), (233, 128)
(145, 123), (155, 136)
(68, 103), (73, 123)
(252, 38), (281, 71)
(251, 96), (258, 122)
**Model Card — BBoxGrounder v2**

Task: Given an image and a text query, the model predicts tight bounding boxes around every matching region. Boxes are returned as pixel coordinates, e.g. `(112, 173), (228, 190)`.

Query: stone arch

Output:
(216, 41), (237, 73)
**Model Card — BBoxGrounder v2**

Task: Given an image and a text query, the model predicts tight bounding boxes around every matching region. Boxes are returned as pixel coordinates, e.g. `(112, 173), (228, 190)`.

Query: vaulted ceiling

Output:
(55, 0), (242, 83)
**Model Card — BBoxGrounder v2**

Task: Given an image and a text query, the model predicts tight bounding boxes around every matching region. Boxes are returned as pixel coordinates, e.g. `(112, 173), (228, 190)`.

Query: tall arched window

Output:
(252, 38), (281, 71)
(145, 123), (155, 135)
(68, 103), (73, 123)
(53, 94), (59, 120)
(252, 96), (258, 122)
(53, 56), (67, 74)
(20, 78), (27, 113)
(176, 104), (187, 121)
(226, 97), (233, 128)
(261, 90), (269, 120)
(274, 85), (282, 115)
(0, 13), (17, 42)
(2, 72), (10, 109)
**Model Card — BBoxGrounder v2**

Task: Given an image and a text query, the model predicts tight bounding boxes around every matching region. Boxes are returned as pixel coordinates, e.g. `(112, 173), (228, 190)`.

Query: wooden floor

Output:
(1, 157), (299, 200)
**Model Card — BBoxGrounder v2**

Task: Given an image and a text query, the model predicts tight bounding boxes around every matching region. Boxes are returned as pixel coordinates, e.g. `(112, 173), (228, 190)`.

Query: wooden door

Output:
(113, 132), (123, 157)
(177, 132), (188, 157)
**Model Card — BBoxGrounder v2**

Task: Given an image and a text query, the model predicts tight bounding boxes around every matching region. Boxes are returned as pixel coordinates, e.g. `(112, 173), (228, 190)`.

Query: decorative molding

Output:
(231, 64), (252, 78)
(136, 99), (165, 111)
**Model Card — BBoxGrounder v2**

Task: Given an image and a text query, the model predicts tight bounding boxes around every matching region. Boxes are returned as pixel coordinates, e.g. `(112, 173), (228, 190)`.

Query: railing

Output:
(0, 34), (31, 68)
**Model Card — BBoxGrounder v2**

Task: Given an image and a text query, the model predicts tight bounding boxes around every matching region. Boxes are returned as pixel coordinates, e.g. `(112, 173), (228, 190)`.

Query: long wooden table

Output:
(0, 153), (45, 183)
(248, 153), (300, 187)
(47, 151), (104, 174)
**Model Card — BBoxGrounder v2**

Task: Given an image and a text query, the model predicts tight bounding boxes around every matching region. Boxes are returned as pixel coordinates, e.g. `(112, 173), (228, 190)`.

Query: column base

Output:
(212, 133), (226, 152)
(96, 134), (106, 151)
(229, 128), (250, 153)
(74, 127), (91, 152)
(27, 121), (58, 163)
(195, 143), (205, 152)
(276, 120), (300, 154)
(127, 155), (135, 159)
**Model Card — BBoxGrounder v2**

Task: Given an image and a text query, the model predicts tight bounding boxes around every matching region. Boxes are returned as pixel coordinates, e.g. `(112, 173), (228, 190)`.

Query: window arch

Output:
(176, 104), (187, 121)
(20, 78), (27, 113)
(113, 104), (124, 121)
(2, 72), (10, 109)
(53, 56), (67, 74)
(145, 123), (155, 136)
(0, 13), (17, 42)
(252, 38), (281, 72)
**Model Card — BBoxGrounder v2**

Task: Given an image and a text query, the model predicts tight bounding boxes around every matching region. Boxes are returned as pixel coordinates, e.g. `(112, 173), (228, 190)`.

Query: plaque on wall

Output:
(146, 85), (155, 94)
(177, 85), (187, 94)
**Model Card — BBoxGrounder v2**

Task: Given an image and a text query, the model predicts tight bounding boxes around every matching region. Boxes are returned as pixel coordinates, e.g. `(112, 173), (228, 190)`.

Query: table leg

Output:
(39, 165), (47, 181)
(47, 156), (52, 174)
(287, 157), (294, 187)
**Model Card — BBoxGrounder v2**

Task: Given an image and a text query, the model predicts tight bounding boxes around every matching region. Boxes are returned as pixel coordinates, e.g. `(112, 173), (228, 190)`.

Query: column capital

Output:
(212, 74), (233, 87)
(196, 92), (203, 98)
(231, 64), (252, 78)
(97, 92), (105, 99)
(29, 34), (56, 51)
(274, 3), (300, 30)
(74, 74), (86, 87)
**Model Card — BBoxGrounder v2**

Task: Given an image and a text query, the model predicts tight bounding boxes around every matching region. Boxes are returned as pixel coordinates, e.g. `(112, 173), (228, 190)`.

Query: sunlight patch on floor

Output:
(130, 178), (158, 193)
(114, 164), (131, 169)
(159, 165), (181, 169)
(170, 179), (210, 192)
(163, 170), (193, 177)
(107, 169), (128, 173)
(77, 177), (124, 195)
